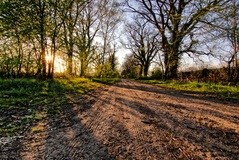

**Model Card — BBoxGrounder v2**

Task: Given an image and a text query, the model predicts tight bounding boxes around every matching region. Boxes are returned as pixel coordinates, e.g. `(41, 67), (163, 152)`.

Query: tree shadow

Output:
(116, 80), (239, 106)
(17, 80), (115, 159)
(113, 80), (239, 159)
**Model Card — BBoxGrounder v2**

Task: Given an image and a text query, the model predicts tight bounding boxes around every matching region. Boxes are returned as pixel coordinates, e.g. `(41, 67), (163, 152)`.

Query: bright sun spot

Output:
(45, 54), (53, 63)
(45, 54), (66, 73)
(54, 56), (66, 73)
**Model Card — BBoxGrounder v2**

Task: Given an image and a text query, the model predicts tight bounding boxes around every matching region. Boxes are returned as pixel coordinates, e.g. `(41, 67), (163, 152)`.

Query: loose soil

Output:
(1, 79), (239, 159)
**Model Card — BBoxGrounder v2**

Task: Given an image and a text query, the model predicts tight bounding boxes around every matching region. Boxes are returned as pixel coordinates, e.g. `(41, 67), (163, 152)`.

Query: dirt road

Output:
(1, 80), (239, 159)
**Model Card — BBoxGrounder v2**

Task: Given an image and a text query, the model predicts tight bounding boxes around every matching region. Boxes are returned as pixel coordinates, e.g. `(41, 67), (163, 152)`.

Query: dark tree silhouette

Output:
(125, 19), (159, 77)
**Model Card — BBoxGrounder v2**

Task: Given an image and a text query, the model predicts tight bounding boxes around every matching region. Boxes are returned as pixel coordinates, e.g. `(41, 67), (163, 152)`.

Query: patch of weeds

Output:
(1, 125), (21, 136)
(34, 111), (47, 121)
(31, 122), (45, 133)
(139, 79), (171, 85)
(191, 82), (202, 88)
(58, 78), (103, 93)
(47, 106), (61, 115)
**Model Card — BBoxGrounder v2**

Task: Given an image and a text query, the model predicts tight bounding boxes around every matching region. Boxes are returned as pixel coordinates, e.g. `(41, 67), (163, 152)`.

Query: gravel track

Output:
(1, 79), (239, 159)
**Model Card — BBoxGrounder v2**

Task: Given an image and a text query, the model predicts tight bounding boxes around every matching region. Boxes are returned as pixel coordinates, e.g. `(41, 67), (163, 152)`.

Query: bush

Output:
(150, 69), (163, 80)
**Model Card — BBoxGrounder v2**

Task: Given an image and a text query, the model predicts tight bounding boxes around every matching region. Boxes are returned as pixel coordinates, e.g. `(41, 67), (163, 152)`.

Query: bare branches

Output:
(124, 18), (159, 76)
(124, 0), (230, 79)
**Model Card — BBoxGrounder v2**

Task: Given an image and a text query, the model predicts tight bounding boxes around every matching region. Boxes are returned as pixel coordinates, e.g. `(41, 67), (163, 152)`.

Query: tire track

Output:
(116, 80), (157, 159)
(123, 80), (239, 159)
(65, 86), (114, 159)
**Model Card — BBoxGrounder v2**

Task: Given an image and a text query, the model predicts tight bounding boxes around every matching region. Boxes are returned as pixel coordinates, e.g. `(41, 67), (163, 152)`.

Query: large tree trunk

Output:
(39, 1), (47, 78)
(163, 52), (169, 80)
(67, 52), (73, 75)
(80, 58), (87, 77)
(41, 41), (47, 78)
(16, 36), (23, 77)
(48, 36), (57, 79)
(139, 65), (143, 77)
(168, 54), (180, 79)
(67, 33), (74, 75)
(143, 62), (150, 77)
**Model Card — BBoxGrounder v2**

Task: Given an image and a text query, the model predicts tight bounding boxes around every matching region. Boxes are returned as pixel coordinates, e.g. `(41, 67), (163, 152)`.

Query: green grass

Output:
(0, 78), (104, 137)
(139, 80), (239, 100)
(91, 77), (120, 84)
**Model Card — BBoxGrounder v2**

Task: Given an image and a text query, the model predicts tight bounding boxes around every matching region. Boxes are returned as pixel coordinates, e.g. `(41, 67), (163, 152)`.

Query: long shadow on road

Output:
(8, 79), (239, 159)
(19, 83), (115, 159)
(116, 81), (239, 106)
(113, 80), (239, 159)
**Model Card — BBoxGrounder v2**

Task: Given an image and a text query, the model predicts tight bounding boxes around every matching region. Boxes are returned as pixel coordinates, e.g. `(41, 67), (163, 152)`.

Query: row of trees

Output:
(0, 0), (238, 82)
(121, 0), (238, 83)
(0, 0), (121, 78)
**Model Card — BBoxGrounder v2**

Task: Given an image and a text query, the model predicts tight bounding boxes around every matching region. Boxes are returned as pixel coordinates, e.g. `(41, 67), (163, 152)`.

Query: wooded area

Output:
(0, 0), (120, 79)
(0, 0), (238, 83)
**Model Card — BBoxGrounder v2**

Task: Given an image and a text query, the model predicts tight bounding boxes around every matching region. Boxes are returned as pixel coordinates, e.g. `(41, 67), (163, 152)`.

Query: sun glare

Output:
(54, 56), (66, 73)
(45, 54), (53, 63)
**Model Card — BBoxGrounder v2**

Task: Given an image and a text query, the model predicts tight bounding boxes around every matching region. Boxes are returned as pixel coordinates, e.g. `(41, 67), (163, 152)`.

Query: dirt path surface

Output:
(1, 79), (239, 159)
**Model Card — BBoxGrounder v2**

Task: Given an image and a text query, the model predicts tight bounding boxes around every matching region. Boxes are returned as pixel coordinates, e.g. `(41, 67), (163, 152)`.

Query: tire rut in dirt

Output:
(123, 80), (239, 159)
(62, 86), (114, 160)
(120, 85), (151, 158)
(114, 80), (168, 159)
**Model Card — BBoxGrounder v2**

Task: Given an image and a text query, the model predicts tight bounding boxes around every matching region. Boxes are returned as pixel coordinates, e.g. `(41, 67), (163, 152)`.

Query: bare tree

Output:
(225, 0), (239, 84)
(125, 0), (229, 80)
(124, 19), (159, 77)
(204, 0), (238, 84)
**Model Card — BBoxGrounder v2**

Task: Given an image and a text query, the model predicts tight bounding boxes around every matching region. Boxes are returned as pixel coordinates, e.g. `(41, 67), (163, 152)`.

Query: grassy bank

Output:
(0, 78), (117, 137)
(139, 80), (239, 100)
(91, 77), (120, 84)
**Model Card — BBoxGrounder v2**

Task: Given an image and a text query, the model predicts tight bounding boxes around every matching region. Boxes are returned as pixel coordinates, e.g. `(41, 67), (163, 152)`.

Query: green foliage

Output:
(150, 69), (164, 80)
(139, 80), (239, 100)
(94, 56), (119, 78)
(136, 76), (152, 80)
(0, 78), (103, 137)
(121, 56), (140, 79)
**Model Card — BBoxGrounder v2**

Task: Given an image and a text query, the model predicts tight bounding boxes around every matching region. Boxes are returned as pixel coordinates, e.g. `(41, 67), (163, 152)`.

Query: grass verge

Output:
(0, 78), (103, 137)
(91, 78), (120, 84)
(139, 80), (239, 100)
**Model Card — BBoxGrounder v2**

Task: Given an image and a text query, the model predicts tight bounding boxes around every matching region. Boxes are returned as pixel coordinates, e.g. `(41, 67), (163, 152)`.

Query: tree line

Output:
(0, 0), (121, 79)
(0, 0), (238, 84)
